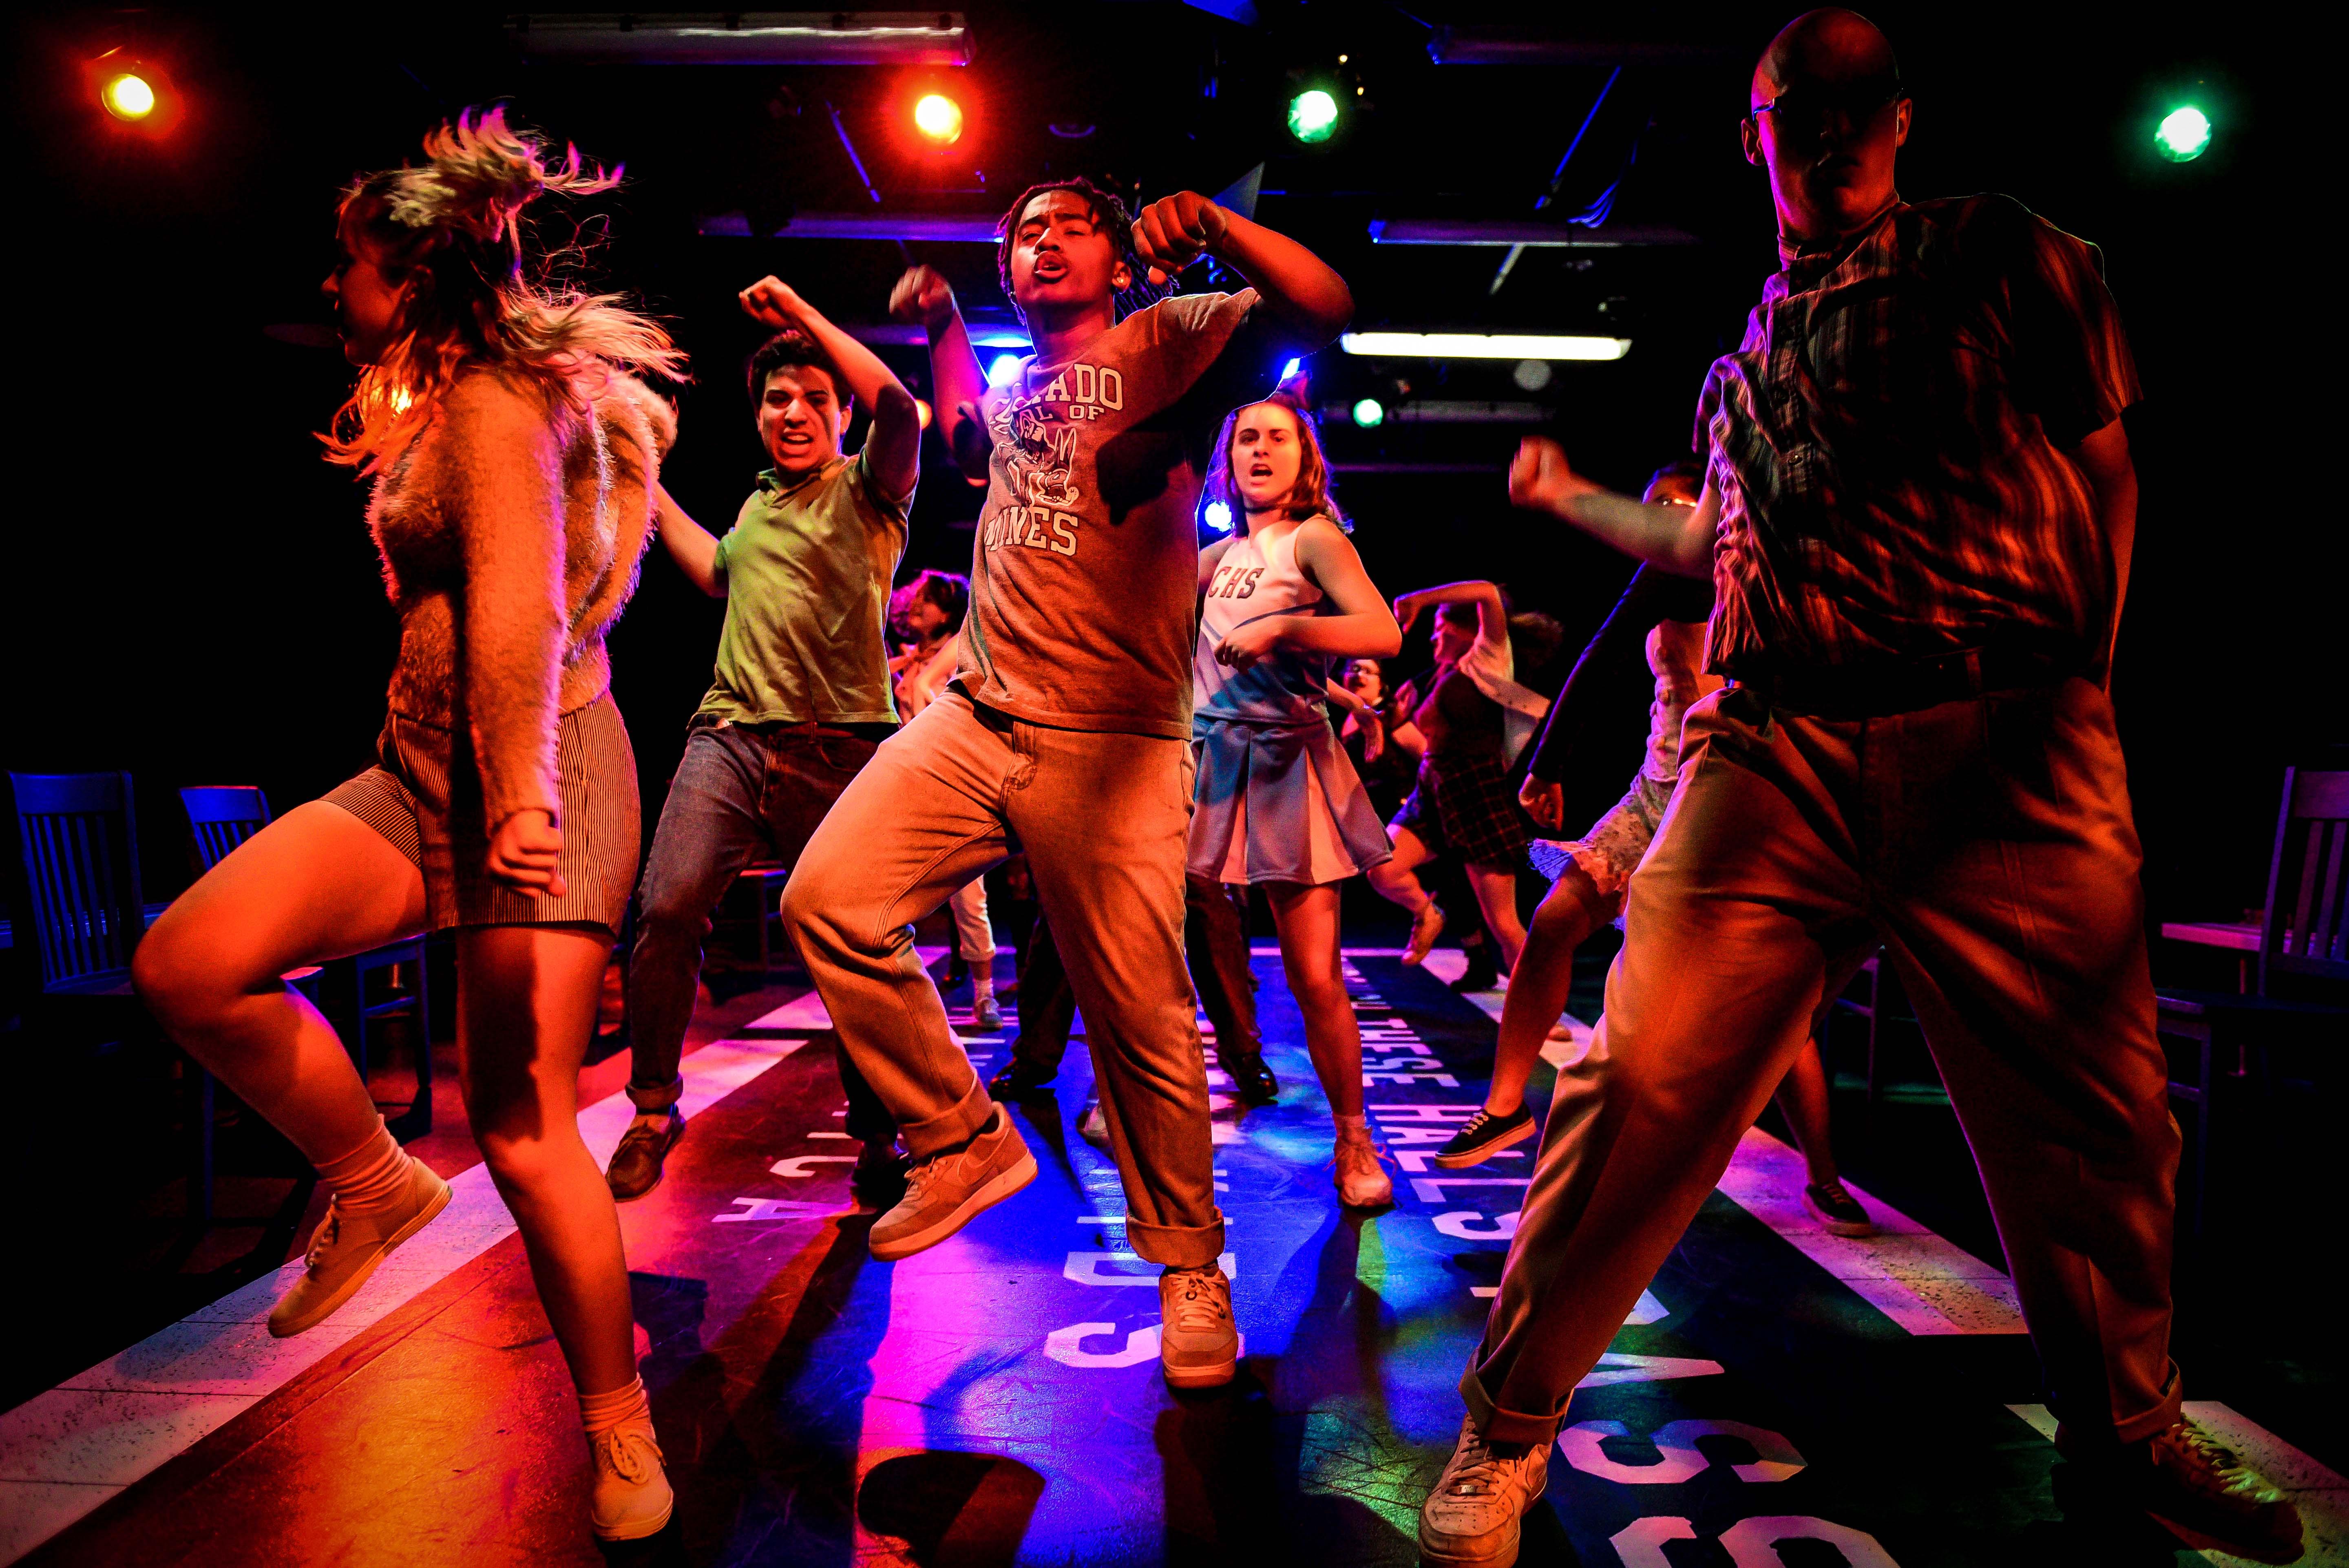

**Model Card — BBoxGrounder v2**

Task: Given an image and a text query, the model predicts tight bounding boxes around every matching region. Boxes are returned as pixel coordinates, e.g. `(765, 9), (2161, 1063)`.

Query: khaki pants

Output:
(1468, 678), (2182, 1451)
(782, 691), (1224, 1267)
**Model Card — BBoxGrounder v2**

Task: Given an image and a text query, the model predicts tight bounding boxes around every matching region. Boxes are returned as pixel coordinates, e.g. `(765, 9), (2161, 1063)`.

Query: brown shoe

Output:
(268, 1156), (451, 1338)
(605, 1111), (685, 1202)
(869, 1106), (1036, 1261)
(2137, 1418), (2305, 1561)
(1334, 1125), (1394, 1208)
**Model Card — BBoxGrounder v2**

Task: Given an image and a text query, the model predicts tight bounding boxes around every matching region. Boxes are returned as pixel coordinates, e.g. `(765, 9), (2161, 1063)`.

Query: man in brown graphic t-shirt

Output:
(783, 177), (1349, 1391)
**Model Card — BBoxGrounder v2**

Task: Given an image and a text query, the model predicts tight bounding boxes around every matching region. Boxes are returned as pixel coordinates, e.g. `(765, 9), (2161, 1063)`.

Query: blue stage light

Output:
(986, 353), (1023, 387)
(1203, 501), (1233, 533)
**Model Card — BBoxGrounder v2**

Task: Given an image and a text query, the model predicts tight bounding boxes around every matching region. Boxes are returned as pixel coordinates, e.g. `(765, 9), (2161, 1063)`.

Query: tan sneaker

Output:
(1418, 1415), (1549, 1568)
(588, 1423), (674, 1541)
(1158, 1262), (1238, 1389)
(1334, 1126), (1394, 1208)
(268, 1155), (451, 1338)
(869, 1105), (1037, 1261)
(2138, 1418), (2304, 1561)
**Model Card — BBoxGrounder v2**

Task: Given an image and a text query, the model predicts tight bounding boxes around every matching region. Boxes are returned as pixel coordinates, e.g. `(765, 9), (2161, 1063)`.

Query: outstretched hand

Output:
(889, 265), (957, 330)
(1509, 436), (1596, 517)
(738, 276), (806, 331)
(1392, 591), (1428, 634)
(1132, 191), (1230, 287)
(486, 808), (566, 898)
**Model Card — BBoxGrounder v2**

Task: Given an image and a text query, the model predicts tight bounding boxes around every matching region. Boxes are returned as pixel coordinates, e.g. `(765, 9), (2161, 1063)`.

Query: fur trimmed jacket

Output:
(367, 362), (676, 827)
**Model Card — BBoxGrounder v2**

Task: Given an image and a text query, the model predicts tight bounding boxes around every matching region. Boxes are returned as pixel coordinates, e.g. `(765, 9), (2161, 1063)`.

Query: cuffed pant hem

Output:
(895, 1073), (994, 1159)
(1461, 1367), (1564, 1446)
(626, 1076), (684, 1113)
(1126, 1212), (1227, 1269)
(2055, 1364), (2186, 1453)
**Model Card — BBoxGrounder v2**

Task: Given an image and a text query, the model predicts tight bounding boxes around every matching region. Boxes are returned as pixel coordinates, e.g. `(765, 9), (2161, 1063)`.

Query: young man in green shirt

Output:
(781, 179), (1350, 1389)
(605, 276), (921, 1202)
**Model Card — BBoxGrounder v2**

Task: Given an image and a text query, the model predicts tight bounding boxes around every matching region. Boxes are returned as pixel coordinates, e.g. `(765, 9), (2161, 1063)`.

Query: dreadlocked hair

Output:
(994, 176), (1171, 325)
(323, 106), (685, 472)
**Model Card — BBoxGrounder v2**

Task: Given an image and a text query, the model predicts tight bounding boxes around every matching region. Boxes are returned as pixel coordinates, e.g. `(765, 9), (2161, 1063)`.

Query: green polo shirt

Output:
(697, 448), (911, 726)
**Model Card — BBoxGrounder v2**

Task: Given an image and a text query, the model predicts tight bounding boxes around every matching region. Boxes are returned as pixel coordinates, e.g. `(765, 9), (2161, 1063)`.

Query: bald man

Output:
(1415, 11), (2302, 1567)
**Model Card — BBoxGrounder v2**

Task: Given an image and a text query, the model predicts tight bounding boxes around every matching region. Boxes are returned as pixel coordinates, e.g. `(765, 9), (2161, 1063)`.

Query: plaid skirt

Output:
(1391, 750), (1530, 871)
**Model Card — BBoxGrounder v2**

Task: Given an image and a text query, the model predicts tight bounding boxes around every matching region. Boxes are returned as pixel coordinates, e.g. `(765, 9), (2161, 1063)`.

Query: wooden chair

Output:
(724, 862), (793, 973)
(179, 786), (433, 1139)
(2155, 767), (2349, 1237)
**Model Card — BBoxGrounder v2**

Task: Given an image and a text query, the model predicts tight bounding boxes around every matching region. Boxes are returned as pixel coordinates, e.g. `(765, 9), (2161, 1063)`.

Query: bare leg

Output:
(1366, 826), (1446, 964)
(134, 802), (428, 1164)
(1464, 861), (1529, 973)
(1774, 1034), (1841, 1186)
(1264, 881), (1362, 1117)
(456, 924), (635, 1397)
(1486, 866), (1611, 1117)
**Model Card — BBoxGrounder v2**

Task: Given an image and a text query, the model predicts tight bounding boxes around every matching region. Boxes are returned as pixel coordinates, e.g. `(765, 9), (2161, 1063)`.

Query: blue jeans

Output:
(625, 718), (895, 1142)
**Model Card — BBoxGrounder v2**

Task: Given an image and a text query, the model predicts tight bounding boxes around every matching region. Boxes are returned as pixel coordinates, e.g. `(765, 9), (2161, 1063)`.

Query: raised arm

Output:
(1132, 192), (1353, 349)
(740, 276), (921, 504)
(652, 484), (723, 598)
(2067, 415), (2136, 676)
(1509, 437), (1715, 580)
(1212, 519), (1402, 671)
(890, 265), (990, 481)
(444, 373), (570, 894)
(1393, 579), (1508, 646)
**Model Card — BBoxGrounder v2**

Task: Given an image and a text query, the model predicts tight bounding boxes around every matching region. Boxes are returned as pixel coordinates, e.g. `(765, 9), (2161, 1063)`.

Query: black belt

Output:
(1732, 646), (2076, 719)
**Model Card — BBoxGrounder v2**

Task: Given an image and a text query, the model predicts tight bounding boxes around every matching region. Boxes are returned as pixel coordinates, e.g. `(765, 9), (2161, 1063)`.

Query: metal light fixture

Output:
(1341, 332), (1631, 362)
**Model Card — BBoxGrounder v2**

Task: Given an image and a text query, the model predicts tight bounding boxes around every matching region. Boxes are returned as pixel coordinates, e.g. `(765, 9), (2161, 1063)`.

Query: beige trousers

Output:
(1467, 678), (2182, 1451)
(782, 691), (1224, 1267)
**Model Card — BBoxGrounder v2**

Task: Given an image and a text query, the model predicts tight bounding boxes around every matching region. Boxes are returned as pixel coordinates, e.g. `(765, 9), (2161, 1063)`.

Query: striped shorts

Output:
(323, 693), (640, 936)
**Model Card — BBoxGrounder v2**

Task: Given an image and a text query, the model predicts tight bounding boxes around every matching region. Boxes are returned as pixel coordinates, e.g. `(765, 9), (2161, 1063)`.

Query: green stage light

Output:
(1288, 89), (1339, 144)
(2156, 105), (2211, 162)
(1351, 397), (1385, 428)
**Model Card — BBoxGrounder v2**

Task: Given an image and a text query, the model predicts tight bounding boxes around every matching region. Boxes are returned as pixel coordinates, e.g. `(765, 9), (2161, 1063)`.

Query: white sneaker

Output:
(1417, 1415), (1549, 1568)
(1158, 1263), (1238, 1388)
(588, 1422), (674, 1541)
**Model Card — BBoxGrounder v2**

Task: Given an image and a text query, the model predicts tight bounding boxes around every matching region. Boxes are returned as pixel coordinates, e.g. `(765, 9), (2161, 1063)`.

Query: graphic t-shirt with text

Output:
(954, 289), (1272, 739)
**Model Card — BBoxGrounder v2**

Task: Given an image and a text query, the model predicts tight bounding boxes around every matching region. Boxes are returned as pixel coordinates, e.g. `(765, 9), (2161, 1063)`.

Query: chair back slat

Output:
(180, 786), (271, 872)
(2261, 768), (2349, 987)
(9, 771), (145, 991)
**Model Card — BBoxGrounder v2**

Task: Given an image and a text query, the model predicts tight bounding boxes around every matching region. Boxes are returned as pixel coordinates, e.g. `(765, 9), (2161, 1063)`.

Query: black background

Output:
(4, 2), (2327, 944)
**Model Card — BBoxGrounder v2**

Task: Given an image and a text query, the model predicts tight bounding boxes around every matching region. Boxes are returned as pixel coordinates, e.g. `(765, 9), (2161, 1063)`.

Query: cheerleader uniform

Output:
(1189, 521), (1394, 886)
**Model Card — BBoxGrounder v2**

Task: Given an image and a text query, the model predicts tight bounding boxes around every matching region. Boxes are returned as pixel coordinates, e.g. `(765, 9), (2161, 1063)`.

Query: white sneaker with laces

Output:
(588, 1422), (674, 1541)
(1418, 1415), (1549, 1568)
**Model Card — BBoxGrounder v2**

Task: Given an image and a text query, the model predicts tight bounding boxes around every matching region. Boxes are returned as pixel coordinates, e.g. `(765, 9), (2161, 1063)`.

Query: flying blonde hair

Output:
(323, 107), (684, 470)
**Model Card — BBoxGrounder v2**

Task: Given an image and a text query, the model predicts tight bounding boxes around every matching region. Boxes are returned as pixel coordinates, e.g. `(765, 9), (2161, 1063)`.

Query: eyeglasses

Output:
(1750, 80), (1903, 137)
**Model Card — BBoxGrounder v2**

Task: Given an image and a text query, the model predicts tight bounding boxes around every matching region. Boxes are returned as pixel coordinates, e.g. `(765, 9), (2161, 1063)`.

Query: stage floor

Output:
(4, 950), (2341, 1566)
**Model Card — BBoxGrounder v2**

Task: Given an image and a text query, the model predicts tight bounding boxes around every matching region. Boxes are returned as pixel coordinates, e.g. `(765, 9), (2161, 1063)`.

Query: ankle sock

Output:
(315, 1118), (409, 1217)
(971, 970), (996, 1003)
(579, 1374), (652, 1436)
(1334, 1113), (1370, 1139)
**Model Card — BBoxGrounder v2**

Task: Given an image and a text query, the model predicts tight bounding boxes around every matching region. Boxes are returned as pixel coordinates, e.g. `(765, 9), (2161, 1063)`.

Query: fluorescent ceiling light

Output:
(1368, 219), (1697, 247)
(508, 12), (971, 65)
(1341, 332), (1630, 362)
(699, 212), (1000, 243)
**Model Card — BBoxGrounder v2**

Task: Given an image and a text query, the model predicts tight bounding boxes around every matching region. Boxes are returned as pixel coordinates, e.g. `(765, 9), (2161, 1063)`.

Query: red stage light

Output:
(913, 93), (964, 145)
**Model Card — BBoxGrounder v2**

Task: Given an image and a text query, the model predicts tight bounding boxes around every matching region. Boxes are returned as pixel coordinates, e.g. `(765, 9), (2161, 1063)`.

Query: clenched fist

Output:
(1508, 436), (1594, 516)
(1132, 191), (1230, 285)
(738, 275), (806, 331)
(889, 265), (957, 331)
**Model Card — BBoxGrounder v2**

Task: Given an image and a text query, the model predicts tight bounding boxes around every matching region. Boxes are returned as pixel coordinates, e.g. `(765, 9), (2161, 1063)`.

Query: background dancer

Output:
(1415, 13), (2300, 1566)
(780, 178), (1350, 1391)
(890, 570), (1003, 1031)
(1436, 463), (1875, 1243)
(1189, 393), (1401, 1205)
(606, 278), (921, 1208)
(131, 111), (683, 1543)
(1368, 583), (1560, 972)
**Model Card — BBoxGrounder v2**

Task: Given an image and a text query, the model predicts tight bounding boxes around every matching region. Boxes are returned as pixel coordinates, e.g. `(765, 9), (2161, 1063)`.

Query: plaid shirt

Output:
(1698, 195), (2142, 678)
